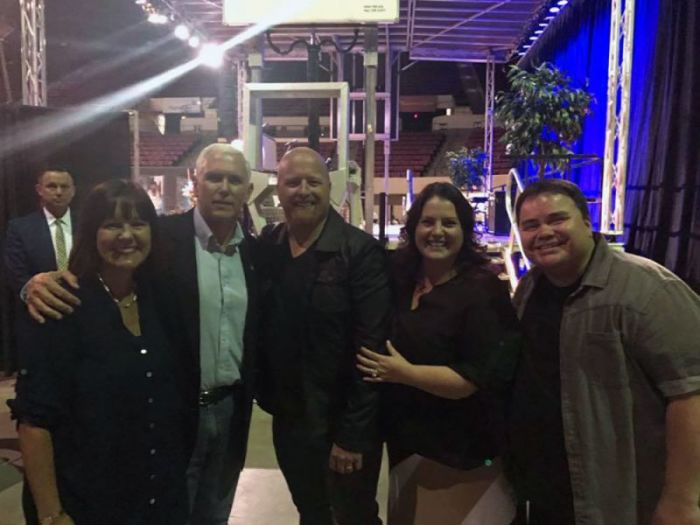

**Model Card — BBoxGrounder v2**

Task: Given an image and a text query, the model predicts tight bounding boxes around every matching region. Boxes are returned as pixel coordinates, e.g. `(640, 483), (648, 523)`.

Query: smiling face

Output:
(518, 192), (595, 284)
(96, 204), (152, 274)
(277, 148), (331, 229)
(36, 170), (75, 218)
(195, 148), (252, 227)
(414, 196), (464, 266)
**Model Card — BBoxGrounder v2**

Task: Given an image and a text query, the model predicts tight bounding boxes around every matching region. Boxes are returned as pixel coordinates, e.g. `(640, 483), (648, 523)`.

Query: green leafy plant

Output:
(495, 62), (595, 175)
(446, 147), (488, 190)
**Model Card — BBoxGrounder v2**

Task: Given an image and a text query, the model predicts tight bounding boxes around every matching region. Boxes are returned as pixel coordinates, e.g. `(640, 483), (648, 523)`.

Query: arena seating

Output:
(131, 133), (201, 167)
(358, 131), (446, 178)
(275, 141), (337, 163)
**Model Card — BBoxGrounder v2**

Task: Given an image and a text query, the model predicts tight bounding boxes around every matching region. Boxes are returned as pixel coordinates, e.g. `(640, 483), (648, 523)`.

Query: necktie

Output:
(55, 218), (68, 271)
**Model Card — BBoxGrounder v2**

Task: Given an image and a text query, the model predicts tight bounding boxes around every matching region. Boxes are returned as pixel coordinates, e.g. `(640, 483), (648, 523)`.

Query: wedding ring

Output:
(371, 370), (378, 378)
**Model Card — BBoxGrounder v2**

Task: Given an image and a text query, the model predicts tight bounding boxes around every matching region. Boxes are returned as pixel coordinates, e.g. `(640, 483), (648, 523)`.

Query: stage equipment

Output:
(242, 82), (360, 232)
(19, 0), (46, 106)
(223, 0), (399, 25)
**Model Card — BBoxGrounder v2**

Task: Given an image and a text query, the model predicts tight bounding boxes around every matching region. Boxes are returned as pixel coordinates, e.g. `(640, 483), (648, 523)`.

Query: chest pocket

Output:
(580, 332), (629, 388)
(311, 257), (351, 313)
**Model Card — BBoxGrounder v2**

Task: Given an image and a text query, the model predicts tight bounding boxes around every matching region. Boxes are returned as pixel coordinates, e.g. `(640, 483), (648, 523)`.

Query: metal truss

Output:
(19, 0), (47, 106)
(602, 0), (636, 235)
(483, 54), (495, 191)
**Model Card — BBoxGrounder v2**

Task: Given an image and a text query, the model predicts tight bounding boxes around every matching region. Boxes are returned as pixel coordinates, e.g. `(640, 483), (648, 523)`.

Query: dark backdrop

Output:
(0, 105), (131, 374)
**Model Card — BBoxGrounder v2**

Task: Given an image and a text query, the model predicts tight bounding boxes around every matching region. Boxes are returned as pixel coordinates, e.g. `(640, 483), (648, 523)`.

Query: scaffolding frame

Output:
(19, 0), (47, 106)
(601, 0), (636, 235)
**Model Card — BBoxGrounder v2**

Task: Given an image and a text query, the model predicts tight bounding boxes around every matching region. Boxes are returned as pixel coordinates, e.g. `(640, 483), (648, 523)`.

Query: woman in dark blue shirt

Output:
(11, 180), (188, 525)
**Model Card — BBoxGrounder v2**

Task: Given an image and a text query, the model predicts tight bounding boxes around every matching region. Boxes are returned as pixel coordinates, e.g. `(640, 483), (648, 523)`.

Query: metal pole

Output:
(363, 27), (378, 235)
(383, 48), (392, 226)
(484, 54), (495, 192)
(307, 39), (321, 152)
(248, 38), (264, 168)
(132, 110), (140, 181)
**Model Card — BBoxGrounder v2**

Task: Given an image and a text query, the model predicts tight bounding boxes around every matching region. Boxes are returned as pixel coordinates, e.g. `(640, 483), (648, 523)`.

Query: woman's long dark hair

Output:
(69, 179), (160, 281)
(394, 182), (488, 287)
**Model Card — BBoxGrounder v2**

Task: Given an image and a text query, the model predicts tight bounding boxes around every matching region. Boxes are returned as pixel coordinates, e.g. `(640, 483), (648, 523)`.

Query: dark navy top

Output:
(384, 267), (521, 470)
(10, 278), (188, 525)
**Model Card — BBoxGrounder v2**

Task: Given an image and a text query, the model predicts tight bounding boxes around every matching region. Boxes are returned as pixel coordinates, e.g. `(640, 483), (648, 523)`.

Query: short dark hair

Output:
(394, 182), (488, 284)
(37, 168), (72, 184)
(69, 179), (160, 280)
(515, 179), (590, 223)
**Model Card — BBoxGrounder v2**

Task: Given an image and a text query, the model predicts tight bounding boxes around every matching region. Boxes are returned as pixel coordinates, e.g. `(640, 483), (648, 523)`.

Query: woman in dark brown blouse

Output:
(357, 182), (520, 524)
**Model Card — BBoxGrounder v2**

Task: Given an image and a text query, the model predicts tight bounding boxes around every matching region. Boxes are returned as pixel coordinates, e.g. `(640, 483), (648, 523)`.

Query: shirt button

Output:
(140, 349), (148, 355)
(149, 498), (156, 505)
(148, 422), (155, 429)
(147, 397), (154, 404)
(150, 448), (156, 455)
(146, 371), (153, 378)
(150, 474), (156, 481)
(20, 369), (28, 376)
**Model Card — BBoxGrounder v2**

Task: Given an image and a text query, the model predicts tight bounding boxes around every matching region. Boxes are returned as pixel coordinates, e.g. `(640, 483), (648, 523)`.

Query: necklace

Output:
(97, 273), (138, 309)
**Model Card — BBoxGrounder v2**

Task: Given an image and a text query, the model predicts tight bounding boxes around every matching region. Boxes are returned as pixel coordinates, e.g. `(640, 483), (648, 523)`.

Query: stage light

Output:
(174, 24), (190, 40)
(549, 6), (561, 13)
(539, 22), (548, 27)
(534, 29), (544, 35)
(529, 36), (538, 41)
(231, 139), (244, 152)
(134, 0), (147, 5)
(557, 0), (568, 5)
(199, 43), (224, 68)
(188, 35), (201, 48)
(148, 12), (168, 24)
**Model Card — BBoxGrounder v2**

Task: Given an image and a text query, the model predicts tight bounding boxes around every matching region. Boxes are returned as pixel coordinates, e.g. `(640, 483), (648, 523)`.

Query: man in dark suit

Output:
(22, 145), (258, 525)
(257, 147), (391, 525)
(4, 169), (76, 297)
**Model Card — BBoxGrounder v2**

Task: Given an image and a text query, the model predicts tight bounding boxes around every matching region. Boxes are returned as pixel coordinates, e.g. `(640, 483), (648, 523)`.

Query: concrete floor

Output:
(0, 377), (389, 525)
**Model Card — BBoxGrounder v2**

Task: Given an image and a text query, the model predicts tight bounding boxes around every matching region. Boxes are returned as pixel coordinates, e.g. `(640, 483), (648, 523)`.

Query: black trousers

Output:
(272, 416), (383, 525)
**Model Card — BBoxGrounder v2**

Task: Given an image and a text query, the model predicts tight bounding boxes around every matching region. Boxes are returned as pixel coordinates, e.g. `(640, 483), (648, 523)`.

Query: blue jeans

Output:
(186, 393), (243, 525)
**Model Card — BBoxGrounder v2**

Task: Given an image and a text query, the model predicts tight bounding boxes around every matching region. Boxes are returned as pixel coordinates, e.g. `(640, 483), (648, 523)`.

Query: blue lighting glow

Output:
(549, 6), (561, 14)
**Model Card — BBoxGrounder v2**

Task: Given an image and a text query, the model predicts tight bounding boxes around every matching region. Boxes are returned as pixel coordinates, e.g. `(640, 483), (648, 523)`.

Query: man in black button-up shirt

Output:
(257, 147), (391, 525)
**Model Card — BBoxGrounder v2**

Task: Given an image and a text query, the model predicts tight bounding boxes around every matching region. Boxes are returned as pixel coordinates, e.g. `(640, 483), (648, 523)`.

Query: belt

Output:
(198, 384), (239, 407)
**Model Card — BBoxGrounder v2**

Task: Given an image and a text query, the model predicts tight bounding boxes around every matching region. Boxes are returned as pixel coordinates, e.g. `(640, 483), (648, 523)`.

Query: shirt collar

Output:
(43, 207), (71, 227)
(193, 206), (244, 254)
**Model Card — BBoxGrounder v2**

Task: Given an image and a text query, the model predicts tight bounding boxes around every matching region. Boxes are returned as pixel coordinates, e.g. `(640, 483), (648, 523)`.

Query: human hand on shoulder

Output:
(25, 271), (80, 324)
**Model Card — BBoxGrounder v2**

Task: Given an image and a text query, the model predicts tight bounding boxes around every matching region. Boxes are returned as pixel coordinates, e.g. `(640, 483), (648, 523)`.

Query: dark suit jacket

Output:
(158, 209), (259, 478)
(256, 209), (392, 452)
(4, 210), (75, 294)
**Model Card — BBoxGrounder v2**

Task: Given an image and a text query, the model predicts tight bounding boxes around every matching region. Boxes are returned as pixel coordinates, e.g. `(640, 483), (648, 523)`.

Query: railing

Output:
(502, 167), (530, 292)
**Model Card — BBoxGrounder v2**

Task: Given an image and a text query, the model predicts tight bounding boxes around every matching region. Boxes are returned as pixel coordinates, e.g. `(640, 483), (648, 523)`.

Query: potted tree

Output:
(446, 147), (488, 191)
(495, 62), (595, 176)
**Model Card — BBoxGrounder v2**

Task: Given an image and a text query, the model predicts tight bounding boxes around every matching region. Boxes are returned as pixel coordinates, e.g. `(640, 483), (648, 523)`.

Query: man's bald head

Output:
(277, 147), (331, 229)
(278, 147), (329, 181)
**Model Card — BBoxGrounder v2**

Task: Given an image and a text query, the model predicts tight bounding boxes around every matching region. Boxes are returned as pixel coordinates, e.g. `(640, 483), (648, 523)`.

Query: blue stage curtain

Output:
(519, 0), (612, 228)
(521, 0), (699, 286)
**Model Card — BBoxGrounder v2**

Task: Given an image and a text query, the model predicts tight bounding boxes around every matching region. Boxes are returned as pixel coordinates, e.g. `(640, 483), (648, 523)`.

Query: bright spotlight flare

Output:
(174, 24), (190, 40)
(147, 12), (168, 24)
(188, 35), (201, 48)
(0, 2), (309, 159)
(199, 43), (225, 68)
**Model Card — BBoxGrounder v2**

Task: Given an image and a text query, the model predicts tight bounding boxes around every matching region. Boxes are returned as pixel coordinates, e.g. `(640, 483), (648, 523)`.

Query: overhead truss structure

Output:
(167, 0), (544, 63)
(20, 0), (47, 106)
(602, 0), (635, 235)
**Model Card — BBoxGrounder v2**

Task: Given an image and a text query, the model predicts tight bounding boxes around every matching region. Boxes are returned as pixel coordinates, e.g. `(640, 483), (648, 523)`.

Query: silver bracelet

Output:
(39, 509), (65, 525)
